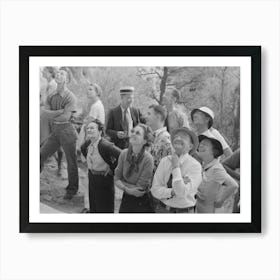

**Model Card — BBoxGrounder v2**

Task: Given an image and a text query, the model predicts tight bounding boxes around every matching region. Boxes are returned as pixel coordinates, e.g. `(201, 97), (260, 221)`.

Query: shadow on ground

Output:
(40, 157), (123, 213)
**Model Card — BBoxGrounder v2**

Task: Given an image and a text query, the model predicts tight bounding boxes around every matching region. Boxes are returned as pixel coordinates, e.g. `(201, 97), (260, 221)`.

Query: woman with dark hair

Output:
(114, 124), (155, 213)
(80, 117), (121, 213)
(196, 135), (238, 213)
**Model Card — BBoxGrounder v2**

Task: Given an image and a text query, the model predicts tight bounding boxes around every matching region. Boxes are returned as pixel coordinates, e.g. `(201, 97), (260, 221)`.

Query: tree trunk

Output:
(159, 67), (168, 104)
(220, 67), (227, 128)
(232, 85), (240, 150)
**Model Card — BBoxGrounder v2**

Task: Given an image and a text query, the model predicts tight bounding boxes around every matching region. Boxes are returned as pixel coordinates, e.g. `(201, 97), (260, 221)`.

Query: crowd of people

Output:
(40, 67), (240, 214)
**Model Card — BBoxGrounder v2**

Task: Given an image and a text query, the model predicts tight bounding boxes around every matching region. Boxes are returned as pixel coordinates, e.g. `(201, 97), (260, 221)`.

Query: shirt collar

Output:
(121, 106), (130, 114)
(202, 158), (219, 171)
(168, 152), (192, 165)
(200, 127), (214, 136)
(91, 136), (101, 148)
(154, 126), (167, 138)
(179, 152), (192, 163)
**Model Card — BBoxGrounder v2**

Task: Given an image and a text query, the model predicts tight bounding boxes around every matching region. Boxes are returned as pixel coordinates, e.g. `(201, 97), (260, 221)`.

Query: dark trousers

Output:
(88, 171), (114, 213)
(119, 193), (154, 213)
(40, 123), (79, 195)
(40, 142), (63, 170)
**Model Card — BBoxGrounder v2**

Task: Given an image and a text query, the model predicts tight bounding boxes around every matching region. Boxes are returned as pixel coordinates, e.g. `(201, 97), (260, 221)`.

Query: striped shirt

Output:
(46, 88), (77, 112)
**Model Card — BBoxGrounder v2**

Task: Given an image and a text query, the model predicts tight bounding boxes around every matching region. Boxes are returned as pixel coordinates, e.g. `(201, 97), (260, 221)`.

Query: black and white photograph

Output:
(2, 0), (279, 279)
(39, 66), (241, 215)
(20, 46), (260, 232)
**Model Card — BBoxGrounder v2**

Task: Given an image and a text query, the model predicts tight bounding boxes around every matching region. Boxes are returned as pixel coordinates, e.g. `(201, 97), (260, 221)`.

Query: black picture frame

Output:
(20, 46), (261, 233)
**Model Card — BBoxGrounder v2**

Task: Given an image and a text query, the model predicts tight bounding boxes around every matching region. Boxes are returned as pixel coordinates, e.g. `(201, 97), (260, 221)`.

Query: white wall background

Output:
(0, 0), (279, 279)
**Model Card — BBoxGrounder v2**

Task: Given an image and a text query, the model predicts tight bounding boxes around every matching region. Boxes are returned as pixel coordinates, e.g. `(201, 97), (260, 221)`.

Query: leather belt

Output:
(158, 199), (195, 213)
(89, 169), (107, 176)
(53, 121), (70, 124)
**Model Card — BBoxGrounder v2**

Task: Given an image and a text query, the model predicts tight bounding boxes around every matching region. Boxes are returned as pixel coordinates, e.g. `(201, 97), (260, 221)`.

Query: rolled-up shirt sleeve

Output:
(172, 162), (202, 198)
(151, 158), (173, 199)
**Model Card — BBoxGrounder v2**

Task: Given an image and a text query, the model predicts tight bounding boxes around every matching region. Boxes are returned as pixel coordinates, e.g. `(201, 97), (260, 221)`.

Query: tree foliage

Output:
(40, 66), (240, 149)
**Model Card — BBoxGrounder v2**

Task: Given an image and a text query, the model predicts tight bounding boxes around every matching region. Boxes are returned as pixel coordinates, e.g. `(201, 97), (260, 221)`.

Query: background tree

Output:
(41, 66), (240, 149)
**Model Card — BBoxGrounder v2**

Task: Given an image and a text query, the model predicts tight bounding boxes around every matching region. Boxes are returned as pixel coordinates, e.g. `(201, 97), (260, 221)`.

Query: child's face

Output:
(198, 139), (214, 161)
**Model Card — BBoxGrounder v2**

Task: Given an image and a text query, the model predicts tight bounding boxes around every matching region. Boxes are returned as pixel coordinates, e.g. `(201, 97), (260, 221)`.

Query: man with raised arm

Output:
(40, 69), (79, 200)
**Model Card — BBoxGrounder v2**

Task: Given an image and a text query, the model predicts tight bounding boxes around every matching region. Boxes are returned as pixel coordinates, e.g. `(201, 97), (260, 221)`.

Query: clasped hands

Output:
(170, 153), (191, 185)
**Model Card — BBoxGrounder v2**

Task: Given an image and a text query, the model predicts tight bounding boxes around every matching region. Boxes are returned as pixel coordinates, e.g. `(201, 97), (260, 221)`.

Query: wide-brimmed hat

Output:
(171, 127), (199, 153)
(120, 86), (134, 95)
(198, 135), (223, 158)
(191, 106), (214, 128)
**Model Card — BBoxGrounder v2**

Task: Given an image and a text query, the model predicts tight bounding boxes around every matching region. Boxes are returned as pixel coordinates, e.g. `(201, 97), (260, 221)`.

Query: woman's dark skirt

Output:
(119, 192), (154, 213)
(88, 171), (114, 213)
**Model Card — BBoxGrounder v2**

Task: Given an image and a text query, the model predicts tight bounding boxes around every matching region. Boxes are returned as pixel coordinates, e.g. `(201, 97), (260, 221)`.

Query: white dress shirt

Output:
(121, 106), (133, 135)
(151, 153), (202, 208)
(86, 137), (109, 172)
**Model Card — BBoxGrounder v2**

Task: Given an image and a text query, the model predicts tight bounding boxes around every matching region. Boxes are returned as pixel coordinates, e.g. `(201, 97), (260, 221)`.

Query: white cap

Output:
(191, 106), (215, 128)
(120, 86), (134, 95)
(197, 106), (214, 119)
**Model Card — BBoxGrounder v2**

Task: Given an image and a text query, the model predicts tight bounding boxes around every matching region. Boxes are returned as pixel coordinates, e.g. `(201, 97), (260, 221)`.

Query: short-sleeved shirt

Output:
(196, 159), (234, 213)
(46, 88), (77, 113)
(201, 128), (230, 150)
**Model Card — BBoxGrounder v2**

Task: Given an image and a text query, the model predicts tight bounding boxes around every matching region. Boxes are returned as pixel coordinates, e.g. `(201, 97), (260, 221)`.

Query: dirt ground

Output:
(40, 156), (123, 213)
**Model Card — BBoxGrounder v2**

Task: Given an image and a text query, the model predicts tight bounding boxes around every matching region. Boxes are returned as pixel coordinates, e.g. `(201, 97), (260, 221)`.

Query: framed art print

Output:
(19, 46), (261, 233)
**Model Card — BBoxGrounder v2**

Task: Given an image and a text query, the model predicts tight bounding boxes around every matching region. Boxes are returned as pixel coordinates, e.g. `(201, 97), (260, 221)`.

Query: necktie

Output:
(123, 109), (129, 132)
(167, 173), (173, 188)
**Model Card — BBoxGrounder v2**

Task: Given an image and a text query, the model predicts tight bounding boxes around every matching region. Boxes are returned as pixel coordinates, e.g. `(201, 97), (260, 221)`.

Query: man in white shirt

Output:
(191, 106), (232, 157)
(151, 127), (202, 213)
